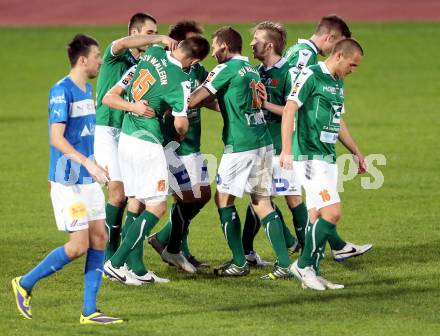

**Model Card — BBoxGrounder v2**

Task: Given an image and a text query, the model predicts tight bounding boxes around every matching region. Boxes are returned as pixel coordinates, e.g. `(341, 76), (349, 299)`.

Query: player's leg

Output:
(285, 195), (308, 249)
(94, 125), (126, 261)
(80, 216), (122, 324)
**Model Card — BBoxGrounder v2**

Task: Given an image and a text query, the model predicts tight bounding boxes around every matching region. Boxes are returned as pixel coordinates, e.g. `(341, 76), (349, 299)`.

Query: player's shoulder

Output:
(50, 76), (71, 96)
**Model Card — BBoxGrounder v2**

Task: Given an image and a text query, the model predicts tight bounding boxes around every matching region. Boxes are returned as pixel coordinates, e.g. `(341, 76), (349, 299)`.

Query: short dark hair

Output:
(128, 13), (157, 34)
(67, 34), (99, 68)
(180, 35), (210, 61)
(212, 26), (242, 53)
(316, 15), (351, 38)
(332, 38), (364, 56)
(169, 20), (203, 42)
(253, 21), (287, 56)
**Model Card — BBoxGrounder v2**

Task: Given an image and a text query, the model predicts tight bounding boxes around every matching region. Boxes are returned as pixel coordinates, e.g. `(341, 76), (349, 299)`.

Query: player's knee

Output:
(67, 241), (89, 259)
(108, 192), (127, 208)
(322, 210), (342, 224)
(286, 195), (302, 208)
(91, 231), (108, 250)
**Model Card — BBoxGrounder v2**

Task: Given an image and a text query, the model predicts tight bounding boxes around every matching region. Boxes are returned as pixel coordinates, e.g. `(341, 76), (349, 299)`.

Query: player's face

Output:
(84, 45), (102, 79)
(251, 30), (269, 61)
(135, 20), (158, 51)
(336, 51), (362, 79)
(212, 37), (227, 64)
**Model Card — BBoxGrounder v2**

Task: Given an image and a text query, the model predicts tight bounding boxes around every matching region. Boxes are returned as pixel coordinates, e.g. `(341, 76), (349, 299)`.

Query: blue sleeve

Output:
(48, 85), (69, 123)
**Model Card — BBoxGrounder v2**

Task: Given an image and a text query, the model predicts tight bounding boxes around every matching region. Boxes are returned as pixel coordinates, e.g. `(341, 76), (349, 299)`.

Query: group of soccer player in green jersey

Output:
(12, 12), (373, 324)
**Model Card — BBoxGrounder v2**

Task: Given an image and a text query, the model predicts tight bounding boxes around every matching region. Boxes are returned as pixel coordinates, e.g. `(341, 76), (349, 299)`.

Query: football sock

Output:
(167, 203), (185, 253)
(273, 203), (297, 249)
(181, 230), (191, 257)
(110, 210), (159, 268)
(124, 211), (148, 275)
(156, 221), (171, 245)
(82, 248), (104, 316)
(20, 245), (70, 292)
(290, 202), (308, 248)
(218, 205), (246, 266)
(242, 203), (261, 255)
(168, 202), (203, 254)
(260, 211), (291, 268)
(104, 203), (125, 261)
(327, 228), (347, 251)
(298, 218), (334, 271)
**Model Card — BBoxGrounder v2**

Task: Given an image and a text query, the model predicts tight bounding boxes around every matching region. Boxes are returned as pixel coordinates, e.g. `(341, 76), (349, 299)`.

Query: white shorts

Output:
(217, 145), (273, 198)
(118, 132), (168, 203)
(166, 151), (210, 194)
(50, 181), (105, 232)
(94, 125), (122, 182)
(272, 155), (302, 196)
(293, 160), (340, 210)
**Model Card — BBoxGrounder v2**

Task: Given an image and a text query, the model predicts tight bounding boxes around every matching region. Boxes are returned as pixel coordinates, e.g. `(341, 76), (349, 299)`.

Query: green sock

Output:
(327, 227), (346, 251)
(181, 230), (191, 257)
(110, 210), (159, 268)
(298, 218), (334, 271)
(290, 202), (308, 248)
(104, 203), (125, 261)
(242, 203), (261, 255)
(123, 211), (148, 275)
(218, 206), (246, 266)
(273, 203), (297, 249)
(261, 211), (291, 268)
(156, 221), (172, 245)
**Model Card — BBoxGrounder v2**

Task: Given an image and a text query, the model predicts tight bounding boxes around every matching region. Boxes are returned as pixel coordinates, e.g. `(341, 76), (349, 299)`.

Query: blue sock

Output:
(20, 246), (70, 292)
(82, 248), (105, 316)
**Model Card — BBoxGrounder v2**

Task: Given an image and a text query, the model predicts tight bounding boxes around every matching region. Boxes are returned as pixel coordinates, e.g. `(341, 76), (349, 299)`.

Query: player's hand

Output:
(83, 159), (110, 184)
(132, 100), (156, 118)
(353, 153), (368, 174)
(257, 82), (268, 102)
(161, 36), (178, 50)
(280, 151), (293, 170)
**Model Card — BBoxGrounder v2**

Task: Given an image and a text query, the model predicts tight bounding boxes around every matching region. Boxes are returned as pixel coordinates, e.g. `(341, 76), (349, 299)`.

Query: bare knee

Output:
(107, 182), (127, 208)
(320, 209), (342, 224)
(145, 201), (167, 218)
(65, 240), (89, 260)
(90, 230), (108, 250)
(286, 195), (302, 209)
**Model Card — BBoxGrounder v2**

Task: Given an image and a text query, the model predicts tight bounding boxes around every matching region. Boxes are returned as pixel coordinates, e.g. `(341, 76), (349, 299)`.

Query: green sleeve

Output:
(166, 80), (191, 117)
(287, 68), (315, 107)
(202, 63), (230, 94)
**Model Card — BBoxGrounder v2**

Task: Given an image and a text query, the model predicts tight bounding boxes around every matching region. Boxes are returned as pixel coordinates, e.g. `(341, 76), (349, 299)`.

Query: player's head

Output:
(251, 21), (287, 61)
(128, 13), (158, 36)
(177, 35), (210, 68)
(169, 20), (204, 42)
(315, 15), (351, 56)
(67, 34), (101, 78)
(329, 38), (363, 79)
(211, 27), (242, 63)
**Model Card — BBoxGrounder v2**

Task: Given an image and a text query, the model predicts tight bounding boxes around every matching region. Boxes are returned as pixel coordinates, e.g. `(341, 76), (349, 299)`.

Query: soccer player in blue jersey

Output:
(11, 34), (123, 324)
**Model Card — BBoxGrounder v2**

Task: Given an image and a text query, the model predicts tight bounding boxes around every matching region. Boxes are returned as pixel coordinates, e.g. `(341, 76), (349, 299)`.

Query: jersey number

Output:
(249, 80), (262, 109)
(131, 69), (156, 101)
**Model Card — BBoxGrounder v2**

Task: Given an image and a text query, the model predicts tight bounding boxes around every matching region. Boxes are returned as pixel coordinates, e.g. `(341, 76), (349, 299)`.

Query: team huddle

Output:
(12, 13), (372, 324)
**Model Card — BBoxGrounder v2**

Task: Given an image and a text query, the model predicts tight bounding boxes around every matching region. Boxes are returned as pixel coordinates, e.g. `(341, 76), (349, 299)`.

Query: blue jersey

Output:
(48, 76), (96, 185)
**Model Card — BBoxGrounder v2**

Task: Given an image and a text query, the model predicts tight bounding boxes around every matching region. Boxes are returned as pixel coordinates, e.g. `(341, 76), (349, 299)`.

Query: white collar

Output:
(318, 61), (336, 79)
(231, 55), (249, 62)
(263, 57), (287, 70)
(298, 38), (319, 54)
(166, 51), (183, 69)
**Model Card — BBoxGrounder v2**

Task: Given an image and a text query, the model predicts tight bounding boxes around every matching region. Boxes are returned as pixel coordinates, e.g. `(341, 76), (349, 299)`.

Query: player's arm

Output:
(338, 119), (367, 173)
(169, 81), (191, 136)
(201, 98), (220, 112)
(257, 82), (283, 116)
(50, 123), (109, 183)
(102, 66), (155, 117)
(111, 35), (178, 55)
(189, 86), (214, 109)
(280, 100), (298, 169)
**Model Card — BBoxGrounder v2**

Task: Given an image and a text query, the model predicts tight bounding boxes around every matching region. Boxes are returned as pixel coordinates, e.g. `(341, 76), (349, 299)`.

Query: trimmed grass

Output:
(1, 22), (439, 335)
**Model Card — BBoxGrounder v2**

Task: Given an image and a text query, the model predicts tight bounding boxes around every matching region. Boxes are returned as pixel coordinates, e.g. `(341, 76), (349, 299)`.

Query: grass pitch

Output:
(1, 22), (439, 335)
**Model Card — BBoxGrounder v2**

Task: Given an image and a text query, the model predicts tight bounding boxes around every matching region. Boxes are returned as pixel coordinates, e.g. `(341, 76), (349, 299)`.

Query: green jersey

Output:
(121, 46), (191, 144)
(284, 39), (319, 75)
(288, 62), (345, 163)
(203, 55), (272, 153)
(163, 63), (208, 155)
(96, 44), (138, 128)
(258, 57), (296, 155)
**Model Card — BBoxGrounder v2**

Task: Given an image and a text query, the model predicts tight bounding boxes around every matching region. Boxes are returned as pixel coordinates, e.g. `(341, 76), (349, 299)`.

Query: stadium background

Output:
(0, 0), (439, 335)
